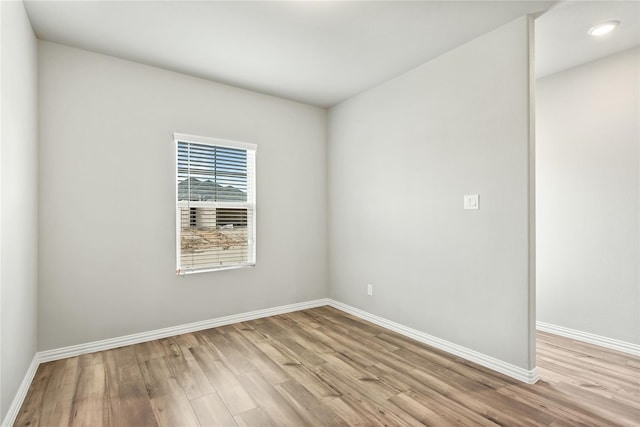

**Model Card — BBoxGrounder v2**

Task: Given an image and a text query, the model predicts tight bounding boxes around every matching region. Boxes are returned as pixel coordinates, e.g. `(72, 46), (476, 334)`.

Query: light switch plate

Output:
(464, 194), (479, 210)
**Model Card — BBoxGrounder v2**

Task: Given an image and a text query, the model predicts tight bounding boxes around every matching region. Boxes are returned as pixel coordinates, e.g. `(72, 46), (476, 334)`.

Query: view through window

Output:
(175, 134), (256, 274)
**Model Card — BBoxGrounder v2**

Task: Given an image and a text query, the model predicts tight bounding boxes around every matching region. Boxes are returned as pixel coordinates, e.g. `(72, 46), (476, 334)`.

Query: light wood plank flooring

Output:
(15, 306), (640, 426)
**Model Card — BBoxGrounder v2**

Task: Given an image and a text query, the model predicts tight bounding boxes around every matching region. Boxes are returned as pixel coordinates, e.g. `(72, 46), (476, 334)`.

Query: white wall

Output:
(536, 48), (640, 344)
(328, 16), (535, 370)
(0, 1), (38, 420)
(38, 41), (327, 351)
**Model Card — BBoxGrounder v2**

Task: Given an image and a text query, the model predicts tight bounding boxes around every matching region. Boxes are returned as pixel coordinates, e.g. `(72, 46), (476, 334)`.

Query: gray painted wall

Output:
(38, 41), (328, 351)
(536, 48), (640, 344)
(0, 1), (38, 419)
(328, 16), (535, 370)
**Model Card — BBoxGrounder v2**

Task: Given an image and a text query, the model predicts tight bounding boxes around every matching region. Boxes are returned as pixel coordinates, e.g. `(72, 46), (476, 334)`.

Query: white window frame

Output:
(174, 133), (256, 275)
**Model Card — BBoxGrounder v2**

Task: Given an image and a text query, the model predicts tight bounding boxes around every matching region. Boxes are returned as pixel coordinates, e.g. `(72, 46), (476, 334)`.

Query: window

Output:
(175, 133), (256, 274)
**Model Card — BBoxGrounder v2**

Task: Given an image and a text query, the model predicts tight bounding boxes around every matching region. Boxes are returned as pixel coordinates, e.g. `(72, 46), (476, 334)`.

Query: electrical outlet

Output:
(367, 284), (373, 296)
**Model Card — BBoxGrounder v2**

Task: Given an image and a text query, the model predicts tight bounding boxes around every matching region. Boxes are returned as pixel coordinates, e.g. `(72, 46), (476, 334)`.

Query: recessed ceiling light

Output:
(588, 20), (620, 37)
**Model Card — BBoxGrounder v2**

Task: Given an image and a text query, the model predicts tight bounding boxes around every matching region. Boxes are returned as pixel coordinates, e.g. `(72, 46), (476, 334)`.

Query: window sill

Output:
(177, 263), (256, 276)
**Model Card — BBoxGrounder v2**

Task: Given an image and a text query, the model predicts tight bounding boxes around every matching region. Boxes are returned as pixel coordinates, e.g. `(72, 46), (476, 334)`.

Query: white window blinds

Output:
(175, 133), (256, 274)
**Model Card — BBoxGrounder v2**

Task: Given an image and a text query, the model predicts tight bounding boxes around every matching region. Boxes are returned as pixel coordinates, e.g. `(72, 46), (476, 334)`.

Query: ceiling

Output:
(24, 1), (639, 108)
(535, 1), (639, 78)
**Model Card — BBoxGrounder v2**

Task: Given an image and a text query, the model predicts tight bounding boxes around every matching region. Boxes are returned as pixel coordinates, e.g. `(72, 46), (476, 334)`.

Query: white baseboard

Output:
(536, 321), (640, 357)
(1, 355), (39, 427)
(38, 298), (329, 363)
(328, 299), (539, 384)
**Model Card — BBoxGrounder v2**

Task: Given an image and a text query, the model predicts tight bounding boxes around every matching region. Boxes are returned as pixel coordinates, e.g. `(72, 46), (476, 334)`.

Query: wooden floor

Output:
(15, 306), (640, 426)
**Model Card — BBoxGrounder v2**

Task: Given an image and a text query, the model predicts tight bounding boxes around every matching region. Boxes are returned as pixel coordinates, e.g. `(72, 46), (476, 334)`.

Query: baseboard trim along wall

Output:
(537, 321), (640, 357)
(2, 355), (39, 427)
(328, 299), (540, 384)
(38, 298), (331, 362)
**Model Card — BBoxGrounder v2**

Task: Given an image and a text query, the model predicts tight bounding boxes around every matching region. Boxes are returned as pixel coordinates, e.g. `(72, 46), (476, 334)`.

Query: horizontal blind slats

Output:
(176, 138), (256, 273)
